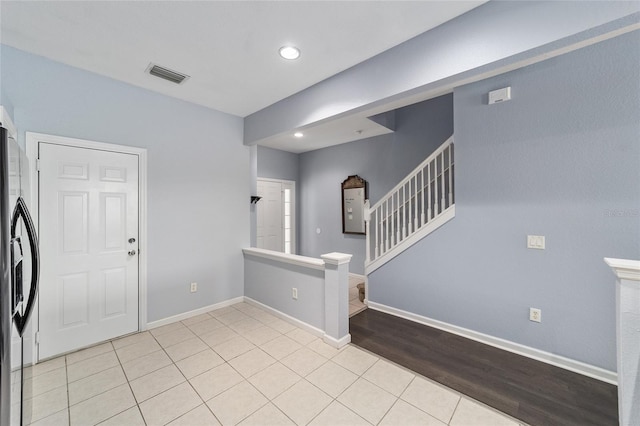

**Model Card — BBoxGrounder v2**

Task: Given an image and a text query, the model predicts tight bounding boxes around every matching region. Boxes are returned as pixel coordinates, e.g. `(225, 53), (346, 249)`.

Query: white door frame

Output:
(256, 177), (296, 254)
(26, 132), (148, 363)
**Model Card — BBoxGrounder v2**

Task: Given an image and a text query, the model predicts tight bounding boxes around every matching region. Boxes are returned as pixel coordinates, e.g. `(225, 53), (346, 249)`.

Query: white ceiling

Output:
(0, 1), (485, 119)
(266, 114), (395, 154)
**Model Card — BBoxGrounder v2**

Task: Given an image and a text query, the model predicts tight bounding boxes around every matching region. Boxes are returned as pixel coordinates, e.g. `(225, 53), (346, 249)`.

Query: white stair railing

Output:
(365, 136), (455, 273)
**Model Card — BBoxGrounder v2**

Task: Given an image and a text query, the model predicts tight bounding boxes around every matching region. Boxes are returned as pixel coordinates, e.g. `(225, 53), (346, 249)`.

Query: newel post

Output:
(604, 257), (640, 426)
(321, 252), (352, 348)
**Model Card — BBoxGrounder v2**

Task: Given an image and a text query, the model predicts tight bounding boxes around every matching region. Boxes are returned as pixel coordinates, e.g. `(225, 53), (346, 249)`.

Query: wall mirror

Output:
(342, 175), (368, 235)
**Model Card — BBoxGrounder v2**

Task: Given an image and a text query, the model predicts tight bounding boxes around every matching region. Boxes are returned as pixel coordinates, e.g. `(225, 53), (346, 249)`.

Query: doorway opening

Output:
(256, 178), (295, 254)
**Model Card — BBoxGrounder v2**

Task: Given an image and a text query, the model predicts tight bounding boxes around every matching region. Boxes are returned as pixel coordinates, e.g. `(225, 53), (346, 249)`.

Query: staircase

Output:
(365, 136), (455, 273)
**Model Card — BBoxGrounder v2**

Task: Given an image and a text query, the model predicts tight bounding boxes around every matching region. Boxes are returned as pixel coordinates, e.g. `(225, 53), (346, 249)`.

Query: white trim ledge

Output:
(604, 257), (640, 281)
(321, 252), (353, 265)
(147, 297), (244, 329)
(368, 301), (617, 385)
(243, 247), (325, 270)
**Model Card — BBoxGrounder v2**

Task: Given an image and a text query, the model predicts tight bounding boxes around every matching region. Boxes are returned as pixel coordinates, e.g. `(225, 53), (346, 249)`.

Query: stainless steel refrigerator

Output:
(1, 126), (40, 426)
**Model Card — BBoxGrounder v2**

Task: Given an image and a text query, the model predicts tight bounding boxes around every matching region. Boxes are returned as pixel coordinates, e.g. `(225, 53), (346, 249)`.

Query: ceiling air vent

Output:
(146, 63), (190, 84)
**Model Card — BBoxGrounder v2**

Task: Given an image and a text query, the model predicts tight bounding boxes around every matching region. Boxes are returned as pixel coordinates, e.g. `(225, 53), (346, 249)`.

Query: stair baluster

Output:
(365, 136), (456, 273)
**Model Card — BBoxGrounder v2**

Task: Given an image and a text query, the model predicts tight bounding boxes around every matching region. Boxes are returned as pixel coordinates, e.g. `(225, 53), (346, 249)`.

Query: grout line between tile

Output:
(448, 394), (463, 425)
(107, 338), (138, 423)
(378, 396), (401, 425)
(65, 352), (71, 426)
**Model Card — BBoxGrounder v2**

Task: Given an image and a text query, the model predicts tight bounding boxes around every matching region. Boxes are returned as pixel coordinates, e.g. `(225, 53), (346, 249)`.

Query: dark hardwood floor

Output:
(350, 309), (618, 426)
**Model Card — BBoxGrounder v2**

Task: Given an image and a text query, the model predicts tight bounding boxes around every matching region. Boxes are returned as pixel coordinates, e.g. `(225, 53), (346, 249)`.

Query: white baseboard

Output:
(146, 296), (351, 350)
(323, 333), (351, 349)
(243, 297), (325, 338)
(244, 297), (350, 348)
(146, 297), (245, 329)
(368, 301), (617, 385)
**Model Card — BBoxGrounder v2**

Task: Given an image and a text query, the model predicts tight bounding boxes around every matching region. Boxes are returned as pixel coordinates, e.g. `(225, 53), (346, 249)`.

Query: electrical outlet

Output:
(190, 282), (198, 293)
(529, 307), (541, 323)
(292, 288), (298, 300)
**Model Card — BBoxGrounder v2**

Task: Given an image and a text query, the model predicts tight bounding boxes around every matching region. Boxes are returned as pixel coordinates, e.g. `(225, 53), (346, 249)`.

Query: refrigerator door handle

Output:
(11, 197), (40, 337)
(10, 236), (24, 317)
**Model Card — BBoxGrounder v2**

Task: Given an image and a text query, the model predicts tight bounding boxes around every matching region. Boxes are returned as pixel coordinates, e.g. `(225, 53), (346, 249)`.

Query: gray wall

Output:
(0, 45), (14, 118)
(257, 145), (299, 183)
(1, 45), (249, 322)
(299, 94), (453, 274)
(244, 254), (324, 330)
(369, 32), (640, 371)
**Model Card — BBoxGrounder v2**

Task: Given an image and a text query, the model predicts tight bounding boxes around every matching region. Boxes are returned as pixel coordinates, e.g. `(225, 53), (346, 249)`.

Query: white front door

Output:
(38, 143), (139, 359)
(256, 179), (295, 254)
(256, 180), (283, 252)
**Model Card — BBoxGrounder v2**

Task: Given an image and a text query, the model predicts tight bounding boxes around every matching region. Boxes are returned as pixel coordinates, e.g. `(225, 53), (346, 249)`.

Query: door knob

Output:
(128, 238), (136, 244)
(128, 250), (136, 256)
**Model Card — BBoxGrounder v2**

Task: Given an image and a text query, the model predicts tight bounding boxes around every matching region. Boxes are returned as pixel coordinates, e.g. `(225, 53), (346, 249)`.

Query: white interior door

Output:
(38, 143), (139, 359)
(256, 179), (296, 254)
(256, 180), (283, 252)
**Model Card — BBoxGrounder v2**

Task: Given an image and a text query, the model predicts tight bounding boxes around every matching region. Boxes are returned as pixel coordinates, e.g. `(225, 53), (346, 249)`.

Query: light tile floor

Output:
(22, 302), (526, 426)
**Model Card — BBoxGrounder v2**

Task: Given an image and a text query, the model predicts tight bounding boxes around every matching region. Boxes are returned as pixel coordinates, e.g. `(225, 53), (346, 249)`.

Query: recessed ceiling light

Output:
(294, 132), (304, 138)
(279, 46), (300, 60)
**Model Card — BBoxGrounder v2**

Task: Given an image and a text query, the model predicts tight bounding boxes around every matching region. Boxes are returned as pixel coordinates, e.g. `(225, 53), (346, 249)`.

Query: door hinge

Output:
(35, 331), (40, 345)
(36, 159), (41, 171)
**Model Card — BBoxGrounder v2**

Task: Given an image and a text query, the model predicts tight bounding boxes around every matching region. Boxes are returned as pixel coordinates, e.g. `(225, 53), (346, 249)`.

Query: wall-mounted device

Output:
(488, 87), (512, 105)
(250, 196), (262, 204)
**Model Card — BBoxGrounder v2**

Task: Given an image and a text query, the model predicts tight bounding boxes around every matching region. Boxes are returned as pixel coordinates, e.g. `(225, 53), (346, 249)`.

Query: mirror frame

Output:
(341, 175), (368, 235)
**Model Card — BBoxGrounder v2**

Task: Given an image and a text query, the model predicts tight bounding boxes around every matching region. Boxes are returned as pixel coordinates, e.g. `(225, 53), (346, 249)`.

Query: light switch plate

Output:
(527, 235), (545, 250)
